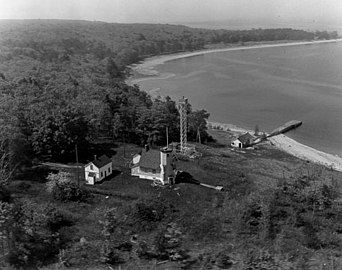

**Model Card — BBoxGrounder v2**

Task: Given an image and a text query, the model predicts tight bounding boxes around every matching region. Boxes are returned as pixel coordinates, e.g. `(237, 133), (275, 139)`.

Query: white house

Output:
(131, 146), (175, 185)
(231, 132), (255, 148)
(84, 155), (112, 185)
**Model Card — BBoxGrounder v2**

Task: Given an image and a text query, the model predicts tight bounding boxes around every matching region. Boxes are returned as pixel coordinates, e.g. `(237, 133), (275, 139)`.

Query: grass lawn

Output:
(6, 130), (342, 269)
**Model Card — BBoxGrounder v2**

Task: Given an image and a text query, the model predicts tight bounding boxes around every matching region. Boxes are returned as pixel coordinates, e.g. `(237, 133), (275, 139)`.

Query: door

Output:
(88, 176), (94, 185)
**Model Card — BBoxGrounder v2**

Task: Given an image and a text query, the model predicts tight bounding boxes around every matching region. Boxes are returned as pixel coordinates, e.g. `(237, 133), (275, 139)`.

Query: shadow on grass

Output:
(95, 169), (122, 185)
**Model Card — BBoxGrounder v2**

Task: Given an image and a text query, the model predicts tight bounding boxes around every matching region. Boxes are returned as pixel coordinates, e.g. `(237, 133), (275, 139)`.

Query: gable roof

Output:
(138, 149), (160, 170)
(238, 133), (255, 144)
(92, 155), (112, 168)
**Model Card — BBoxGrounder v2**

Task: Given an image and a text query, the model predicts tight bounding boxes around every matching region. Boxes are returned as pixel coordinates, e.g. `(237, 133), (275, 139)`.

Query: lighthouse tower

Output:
(160, 147), (174, 184)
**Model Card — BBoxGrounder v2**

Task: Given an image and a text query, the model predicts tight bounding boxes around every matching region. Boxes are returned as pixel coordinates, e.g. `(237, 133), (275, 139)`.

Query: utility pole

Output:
(123, 132), (126, 158)
(197, 127), (201, 144)
(166, 126), (169, 147)
(75, 144), (79, 186)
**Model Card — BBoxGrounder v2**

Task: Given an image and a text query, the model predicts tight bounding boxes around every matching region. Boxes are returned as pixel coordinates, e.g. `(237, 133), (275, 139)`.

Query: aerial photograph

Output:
(0, 0), (342, 269)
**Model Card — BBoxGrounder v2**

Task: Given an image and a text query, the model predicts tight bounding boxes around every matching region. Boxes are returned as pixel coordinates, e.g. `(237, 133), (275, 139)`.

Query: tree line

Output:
(0, 19), (341, 269)
(0, 20), (339, 171)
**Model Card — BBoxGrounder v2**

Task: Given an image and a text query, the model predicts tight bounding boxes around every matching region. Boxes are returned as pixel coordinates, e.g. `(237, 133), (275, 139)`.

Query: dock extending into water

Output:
(268, 120), (302, 137)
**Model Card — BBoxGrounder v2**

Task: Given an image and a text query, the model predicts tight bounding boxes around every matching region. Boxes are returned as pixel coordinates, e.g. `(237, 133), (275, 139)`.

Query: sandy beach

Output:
(209, 121), (342, 172)
(129, 39), (342, 172)
(269, 135), (342, 172)
(128, 38), (342, 85)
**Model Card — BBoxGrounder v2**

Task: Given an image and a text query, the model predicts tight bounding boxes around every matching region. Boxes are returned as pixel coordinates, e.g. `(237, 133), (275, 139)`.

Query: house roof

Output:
(92, 155), (112, 168)
(138, 149), (160, 170)
(238, 133), (255, 144)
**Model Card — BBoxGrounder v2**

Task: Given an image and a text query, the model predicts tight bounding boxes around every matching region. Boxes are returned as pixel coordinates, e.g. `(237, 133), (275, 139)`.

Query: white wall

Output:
(133, 154), (141, 165)
(231, 139), (242, 148)
(84, 163), (99, 184)
(85, 161), (113, 184)
(98, 163), (112, 181)
(131, 166), (163, 181)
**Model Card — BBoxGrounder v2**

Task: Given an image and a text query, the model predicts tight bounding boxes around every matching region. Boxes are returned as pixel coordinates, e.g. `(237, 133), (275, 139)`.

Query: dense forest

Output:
(0, 20), (338, 164)
(0, 20), (341, 269)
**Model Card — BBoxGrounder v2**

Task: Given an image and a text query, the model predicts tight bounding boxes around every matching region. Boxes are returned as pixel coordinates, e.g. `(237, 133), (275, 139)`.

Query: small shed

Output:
(84, 155), (112, 185)
(231, 132), (255, 148)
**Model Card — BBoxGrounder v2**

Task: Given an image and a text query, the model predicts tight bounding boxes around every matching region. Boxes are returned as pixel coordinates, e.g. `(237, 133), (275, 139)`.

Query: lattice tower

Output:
(178, 97), (188, 153)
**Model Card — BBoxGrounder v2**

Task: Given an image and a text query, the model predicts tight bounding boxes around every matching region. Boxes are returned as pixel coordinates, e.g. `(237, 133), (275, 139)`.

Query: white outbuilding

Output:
(84, 155), (112, 185)
(231, 132), (255, 148)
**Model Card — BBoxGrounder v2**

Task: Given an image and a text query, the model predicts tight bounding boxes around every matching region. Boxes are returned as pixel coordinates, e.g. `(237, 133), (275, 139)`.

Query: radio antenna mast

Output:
(178, 97), (188, 153)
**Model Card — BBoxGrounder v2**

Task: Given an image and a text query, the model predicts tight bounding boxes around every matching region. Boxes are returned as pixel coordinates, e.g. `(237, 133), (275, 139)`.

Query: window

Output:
(101, 172), (103, 178)
(108, 167), (111, 173)
(90, 164), (93, 170)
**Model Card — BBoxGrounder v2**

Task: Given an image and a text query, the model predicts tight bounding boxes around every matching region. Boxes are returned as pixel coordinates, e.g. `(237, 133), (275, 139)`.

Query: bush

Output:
(100, 241), (125, 265)
(244, 249), (279, 270)
(129, 197), (174, 231)
(0, 185), (11, 202)
(59, 242), (101, 267)
(189, 212), (222, 241)
(46, 172), (72, 193)
(46, 207), (74, 232)
(6, 201), (73, 268)
(136, 241), (156, 259)
(52, 181), (91, 202)
(154, 223), (188, 261)
(269, 177), (342, 251)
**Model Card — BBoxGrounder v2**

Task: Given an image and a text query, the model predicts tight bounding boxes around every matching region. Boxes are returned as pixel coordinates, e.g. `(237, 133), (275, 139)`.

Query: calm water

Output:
(136, 42), (342, 155)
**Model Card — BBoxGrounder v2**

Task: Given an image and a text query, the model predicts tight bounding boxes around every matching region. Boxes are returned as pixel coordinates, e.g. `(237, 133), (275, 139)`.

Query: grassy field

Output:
(5, 129), (342, 269)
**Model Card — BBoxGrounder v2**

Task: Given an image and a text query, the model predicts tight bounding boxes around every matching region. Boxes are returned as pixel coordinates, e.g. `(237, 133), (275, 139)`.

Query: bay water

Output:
(135, 42), (342, 155)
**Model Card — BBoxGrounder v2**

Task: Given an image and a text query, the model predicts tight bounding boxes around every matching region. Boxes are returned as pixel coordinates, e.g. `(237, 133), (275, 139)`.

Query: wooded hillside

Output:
(0, 20), (342, 270)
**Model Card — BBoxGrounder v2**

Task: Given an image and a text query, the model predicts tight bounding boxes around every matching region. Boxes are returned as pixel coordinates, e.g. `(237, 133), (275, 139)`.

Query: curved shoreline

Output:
(128, 39), (342, 172)
(269, 134), (342, 172)
(209, 121), (342, 172)
(127, 38), (342, 85)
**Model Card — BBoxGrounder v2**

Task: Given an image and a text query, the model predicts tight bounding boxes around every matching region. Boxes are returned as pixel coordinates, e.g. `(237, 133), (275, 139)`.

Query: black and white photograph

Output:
(0, 1), (342, 269)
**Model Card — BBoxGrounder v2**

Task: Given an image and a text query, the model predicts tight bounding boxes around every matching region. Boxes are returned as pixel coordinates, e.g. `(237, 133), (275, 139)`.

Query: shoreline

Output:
(127, 39), (342, 172)
(127, 38), (342, 85)
(208, 121), (342, 172)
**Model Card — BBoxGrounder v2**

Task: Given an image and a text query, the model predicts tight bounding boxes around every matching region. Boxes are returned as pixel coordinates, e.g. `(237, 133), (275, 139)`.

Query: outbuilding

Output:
(84, 155), (112, 185)
(231, 132), (255, 148)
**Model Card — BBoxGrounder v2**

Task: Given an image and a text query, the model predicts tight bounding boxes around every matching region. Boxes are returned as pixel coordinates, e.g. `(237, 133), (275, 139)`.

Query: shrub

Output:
(52, 181), (91, 202)
(189, 212), (222, 241)
(6, 201), (73, 268)
(46, 207), (74, 232)
(244, 249), (279, 270)
(59, 242), (101, 267)
(100, 241), (125, 265)
(0, 185), (11, 202)
(154, 223), (188, 261)
(46, 172), (72, 193)
(136, 241), (155, 259)
(269, 177), (342, 251)
(129, 197), (174, 231)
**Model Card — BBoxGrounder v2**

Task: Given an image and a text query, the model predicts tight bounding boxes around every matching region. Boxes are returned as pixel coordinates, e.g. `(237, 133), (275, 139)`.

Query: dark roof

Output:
(138, 149), (160, 170)
(92, 155), (112, 168)
(238, 133), (255, 144)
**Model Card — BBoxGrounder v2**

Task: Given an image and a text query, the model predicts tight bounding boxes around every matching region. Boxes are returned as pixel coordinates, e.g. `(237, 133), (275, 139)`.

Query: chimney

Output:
(94, 155), (97, 160)
(144, 144), (149, 152)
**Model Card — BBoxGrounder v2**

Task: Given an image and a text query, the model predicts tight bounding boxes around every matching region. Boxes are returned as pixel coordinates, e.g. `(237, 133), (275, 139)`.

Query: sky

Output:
(0, 0), (341, 27)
